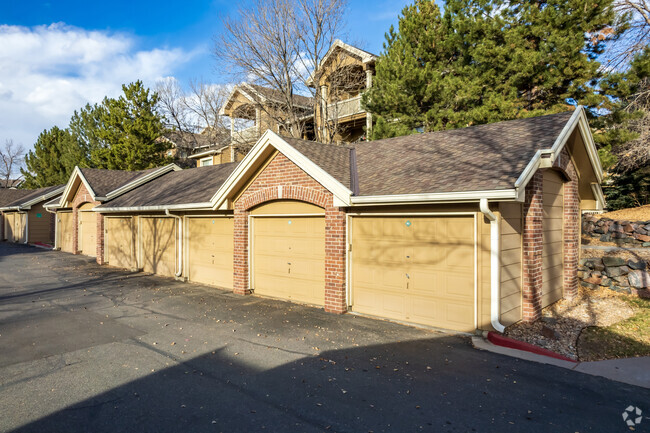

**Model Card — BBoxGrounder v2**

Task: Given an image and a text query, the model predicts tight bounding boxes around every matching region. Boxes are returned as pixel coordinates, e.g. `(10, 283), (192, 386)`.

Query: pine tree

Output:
(78, 81), (171, 170)
(22, 127), (88, 188)
(364, 0), (617, 139)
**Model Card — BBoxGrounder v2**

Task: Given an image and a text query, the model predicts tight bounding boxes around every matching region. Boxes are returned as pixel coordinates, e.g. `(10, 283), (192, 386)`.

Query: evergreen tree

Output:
(364, 0), (617, 139)
(77, 81), (171, 170)
(22, 127), (88, 188)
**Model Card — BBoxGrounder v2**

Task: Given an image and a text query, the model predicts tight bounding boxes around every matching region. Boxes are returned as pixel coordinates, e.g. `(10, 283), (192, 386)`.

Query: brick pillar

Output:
(522, 171), (543, 322)
(562, 162), (580, 299)
(72, 206), (80, 254)
(233, 209), (250, 295)
(324, 207), (347, 313)
(96, 214), (105, 265)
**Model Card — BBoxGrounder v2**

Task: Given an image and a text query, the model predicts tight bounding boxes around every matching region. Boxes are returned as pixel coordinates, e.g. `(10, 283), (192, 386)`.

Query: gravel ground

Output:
(594, 204), (650, 221)
(581, 244), (650, 261)
(505, 287), (635, 360)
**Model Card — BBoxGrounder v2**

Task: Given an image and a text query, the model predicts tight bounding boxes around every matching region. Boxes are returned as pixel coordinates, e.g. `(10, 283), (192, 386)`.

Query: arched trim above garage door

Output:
(239, 186), (331, 211)
(250, 200), (325, 215)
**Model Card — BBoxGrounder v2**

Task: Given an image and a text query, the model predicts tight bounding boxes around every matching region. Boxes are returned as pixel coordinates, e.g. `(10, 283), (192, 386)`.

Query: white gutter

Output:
(351, 189), (518, 205)
(165, 209), (183, 278)
(93, 202), (212, 213)
(479, 198), (505, 333)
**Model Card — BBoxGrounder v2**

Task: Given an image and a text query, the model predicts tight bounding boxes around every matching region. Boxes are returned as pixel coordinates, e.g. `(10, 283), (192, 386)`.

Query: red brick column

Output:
(72, 206), (80, 254)
(554, 149), (580, 299)
(233, 209), (250, 295)
(324, 208), (347, 313)
(522, 171), (544, 321)
(96, 214), (105, 265)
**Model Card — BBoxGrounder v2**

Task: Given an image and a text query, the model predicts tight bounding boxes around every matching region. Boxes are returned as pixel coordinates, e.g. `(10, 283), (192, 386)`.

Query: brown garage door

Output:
(4, 213), (14, 241)
(141, 217), (176, 277)
(58, 212), (74, 252)
(107, 217), (136, 269)
(187, 217), (234, 289)
(351, 216), (476, 332)
(79, 210), (97, 257)
(252, 216), (325, 306)
(543, 170), (564, 306)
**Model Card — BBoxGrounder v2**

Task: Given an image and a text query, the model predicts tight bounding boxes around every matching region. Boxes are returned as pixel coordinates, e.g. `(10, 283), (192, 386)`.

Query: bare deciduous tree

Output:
(604, 0), (650, 69)
(216, 0), (349, 144)
(614, 76), (650, 171)
(156, 78), (231, 149)
(0, 139), (25, 188)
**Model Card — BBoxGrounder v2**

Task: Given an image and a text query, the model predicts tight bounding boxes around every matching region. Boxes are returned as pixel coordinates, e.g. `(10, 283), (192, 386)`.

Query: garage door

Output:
(14, 213), (26, 243)
(543, 170), (564, 306)
(79, 210), (97, 257)
(141, 217), (176, 277)
(351, 216), (476, 332)
(252, 216), (325, 306)
(4, 213), (14, 241)
(58, 212), (74, 253)
(187, 217), (234, 289)
(107, 217), (135, 269)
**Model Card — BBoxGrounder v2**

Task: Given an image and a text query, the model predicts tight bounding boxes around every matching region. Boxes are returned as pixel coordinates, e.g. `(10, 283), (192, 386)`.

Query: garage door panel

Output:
(59, 212), (74, 253)
(79, 211), (97, 257)
(187, 218), (234, 289)
(352, 216), (475, 332)
(107, 217), (135, 269)
(252, 216), (325, 306)
(142, 218), (176, 277)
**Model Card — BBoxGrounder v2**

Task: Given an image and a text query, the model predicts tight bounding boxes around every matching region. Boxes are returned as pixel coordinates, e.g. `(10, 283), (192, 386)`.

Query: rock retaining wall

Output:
(579, 256), (650, 297)
(582, 214), (650, 245)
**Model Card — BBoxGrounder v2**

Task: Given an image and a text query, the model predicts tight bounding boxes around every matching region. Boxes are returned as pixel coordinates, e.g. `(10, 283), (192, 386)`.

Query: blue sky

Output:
(0, 0), (410, 151)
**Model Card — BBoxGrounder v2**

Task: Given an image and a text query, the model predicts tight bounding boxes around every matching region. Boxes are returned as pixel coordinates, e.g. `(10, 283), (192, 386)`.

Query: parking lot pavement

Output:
(1, 242), (649, 433)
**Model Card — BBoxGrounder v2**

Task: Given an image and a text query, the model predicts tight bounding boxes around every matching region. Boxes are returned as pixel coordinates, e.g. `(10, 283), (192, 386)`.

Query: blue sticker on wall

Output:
(405, 220), (412, 227)
(288, 220), (292, 225)
(36, 213), (42, 218)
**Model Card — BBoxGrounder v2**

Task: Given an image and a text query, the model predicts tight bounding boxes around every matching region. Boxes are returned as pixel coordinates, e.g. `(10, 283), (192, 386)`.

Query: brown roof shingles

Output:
(354, 111), (574, 196)
(79, 167), (160, 197)
(98, 163), (238, 209)
(2, 185), (65, 208)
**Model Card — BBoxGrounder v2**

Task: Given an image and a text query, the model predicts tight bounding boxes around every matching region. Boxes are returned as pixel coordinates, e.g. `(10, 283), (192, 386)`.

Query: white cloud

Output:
(0, 23), (199, 149)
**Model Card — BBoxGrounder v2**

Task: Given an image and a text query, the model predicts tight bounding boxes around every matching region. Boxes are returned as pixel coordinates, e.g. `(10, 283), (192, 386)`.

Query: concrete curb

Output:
(471, 336), (650, 389)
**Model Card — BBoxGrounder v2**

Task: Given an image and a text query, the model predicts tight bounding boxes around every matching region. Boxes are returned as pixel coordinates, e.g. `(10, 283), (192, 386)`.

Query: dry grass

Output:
(505, 287), (635, 360)
(578, 297), (650, 361)
(580, 245), (650, 261)
(595, 204), (650, 221)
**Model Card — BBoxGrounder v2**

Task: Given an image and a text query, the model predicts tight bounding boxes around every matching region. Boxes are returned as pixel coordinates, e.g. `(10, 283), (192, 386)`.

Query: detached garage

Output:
(203, 107), (604, 332)
(0, 185), (64, 245)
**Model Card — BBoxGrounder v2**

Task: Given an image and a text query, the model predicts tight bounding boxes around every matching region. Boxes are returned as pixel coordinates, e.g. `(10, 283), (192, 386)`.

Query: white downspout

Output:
(165, 209), (183, 278)
(45, 208), (58, 249)
(479, 199), (505, 333)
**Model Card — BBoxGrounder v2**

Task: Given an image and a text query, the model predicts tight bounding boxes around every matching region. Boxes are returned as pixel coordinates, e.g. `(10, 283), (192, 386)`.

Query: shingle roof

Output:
(282, 138), (352, 189)
(163, 129), (230, 150)
(245, 84), (314, 109)
(273, 111), (575, 196)
(0, 188), (31, 208)
(44, 195), (62, 208)
(353, 111), (574, 196)
(79, 167), (160, 197)
(98, 164), (239, 209)
(0, 178), (23, 188)
(3, 185), (65, 208)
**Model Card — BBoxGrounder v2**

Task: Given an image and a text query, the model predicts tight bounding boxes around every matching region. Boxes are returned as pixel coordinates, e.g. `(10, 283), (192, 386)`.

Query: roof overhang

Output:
(189, 146), (230, 159)
(350, 189), (518, 206)
(94, 203), (212, 213)
(0, 186), (65, 211)
(306, 40), (378, 87)
(514, 106), (603, 199)
(59, 164), (181, 206)
(209, 130), (353, 209)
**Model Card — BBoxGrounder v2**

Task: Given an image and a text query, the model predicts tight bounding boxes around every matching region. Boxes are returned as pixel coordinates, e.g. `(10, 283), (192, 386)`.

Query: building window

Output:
(200, 157), (213, 167)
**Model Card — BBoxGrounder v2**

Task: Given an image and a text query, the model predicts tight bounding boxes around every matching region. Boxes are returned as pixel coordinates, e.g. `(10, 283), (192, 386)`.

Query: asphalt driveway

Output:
(0, 242), (648, 433)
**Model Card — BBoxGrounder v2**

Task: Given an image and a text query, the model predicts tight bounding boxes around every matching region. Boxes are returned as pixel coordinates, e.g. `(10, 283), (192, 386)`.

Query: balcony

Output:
(326, 95), (364, 121)
(231, 125), (259, 144)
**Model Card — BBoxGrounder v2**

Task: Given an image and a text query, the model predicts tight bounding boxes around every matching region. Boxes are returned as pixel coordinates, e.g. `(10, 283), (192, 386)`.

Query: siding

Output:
(499, 202), (523, 325)
(28, 204), (53, 244)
